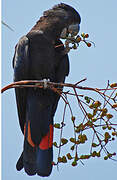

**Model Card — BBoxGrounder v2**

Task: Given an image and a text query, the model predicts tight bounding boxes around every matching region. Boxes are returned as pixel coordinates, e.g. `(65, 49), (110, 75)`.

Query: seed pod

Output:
(107, 126), (112, 130)
(84, 34), (89, 38)
(92, 143), (97, 147)
(104, 156), (108, 160)
(58, 157), (62, 162)
(89, 104), (94, 109)
(102, 126), (107, 130)
(81, 32), (85, 38)
(75, 128), (80, 133)
(72, 160), (77, 166)
(80, 155), (90, 159)
(72, 44), (77, 49)
(112, 103), (117, 108)
(87, 121), (93, 126)
(66, 153), (73, 160)
(86, 42), (91, 47)
(113, 152), (116, 156)
(70, 138), (76, 143)
(62, 156), (67, 163)
(76, 36), (82, 42)
(112, 131), (117, 136)
(93, 101), (101, 108)
(71, 145), (75, 151)
(107, 153), (112, 158)
(110, 83), (117, 88)
(54, 123), (61, 129)
(85, 96), (89, 100)
(82, 134), (88, 141)
(104, 132), (111, 142)
(61, 138), (68, 145)
(75, 123), (84, 133)
(84, 155), (91, 159)
(86, 99), (90, 104)
(96, 152), (100, 157)
(92, 151), (97, 157)
(71, 116), (76, 122)
(93, 109), (98, 116)
(92, 118), (98, 122)
(80, 155), (85, 159)
(106, 113), (113, 119)
(102, 108), (108, 113)
(78, 134), (87, 143)
(101, 108), (108, 117)
(53, 142), (58, 148)
(87, 113), (93, 119)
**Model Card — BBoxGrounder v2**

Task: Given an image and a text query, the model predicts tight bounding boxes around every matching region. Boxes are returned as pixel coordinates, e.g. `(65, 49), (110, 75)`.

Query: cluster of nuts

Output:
(63, 32), (93, 52)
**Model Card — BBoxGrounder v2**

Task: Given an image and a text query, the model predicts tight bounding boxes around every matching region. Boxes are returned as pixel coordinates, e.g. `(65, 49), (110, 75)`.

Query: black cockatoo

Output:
(13, 3), (81, 177)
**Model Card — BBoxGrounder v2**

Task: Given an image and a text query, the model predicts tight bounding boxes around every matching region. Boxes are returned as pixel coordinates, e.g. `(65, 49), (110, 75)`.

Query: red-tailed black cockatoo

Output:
(13, 3), (81, 177)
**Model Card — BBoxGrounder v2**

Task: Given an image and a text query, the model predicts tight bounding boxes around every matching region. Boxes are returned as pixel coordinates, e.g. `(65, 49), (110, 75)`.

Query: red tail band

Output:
(24, 121), (53, 149)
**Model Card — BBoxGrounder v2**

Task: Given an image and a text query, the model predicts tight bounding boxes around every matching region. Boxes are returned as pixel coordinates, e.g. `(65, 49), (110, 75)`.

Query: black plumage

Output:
(13, 3), (81, 176)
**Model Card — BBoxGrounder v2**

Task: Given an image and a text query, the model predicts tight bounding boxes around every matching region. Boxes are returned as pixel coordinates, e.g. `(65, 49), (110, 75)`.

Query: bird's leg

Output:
(34, 79), (50, 90)
(43, 79), (50, 89)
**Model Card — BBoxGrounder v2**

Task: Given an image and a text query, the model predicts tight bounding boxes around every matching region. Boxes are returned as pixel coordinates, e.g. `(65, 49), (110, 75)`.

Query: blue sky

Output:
(2, 0), (117, 180)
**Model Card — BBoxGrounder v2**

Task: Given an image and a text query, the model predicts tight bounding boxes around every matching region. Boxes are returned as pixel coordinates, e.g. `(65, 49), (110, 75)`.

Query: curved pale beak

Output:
(60, 24), (80, 39)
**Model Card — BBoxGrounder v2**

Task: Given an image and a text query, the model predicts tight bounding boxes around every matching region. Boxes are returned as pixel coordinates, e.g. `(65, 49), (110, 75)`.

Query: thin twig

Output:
(57, 103), (67, 168)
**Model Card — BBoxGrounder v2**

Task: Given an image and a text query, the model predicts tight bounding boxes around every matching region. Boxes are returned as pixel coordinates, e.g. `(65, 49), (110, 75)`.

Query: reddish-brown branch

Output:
(55, 44), (64, 48)
(1, 80), (117, 94)
(73, 87), (88, 119)
(75, 78), (87, 86)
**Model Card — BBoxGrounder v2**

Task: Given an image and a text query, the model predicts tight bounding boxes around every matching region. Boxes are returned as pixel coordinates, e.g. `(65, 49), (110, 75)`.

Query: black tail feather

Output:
(16, 152), (23, 171)
(23, 139), (37, 176)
